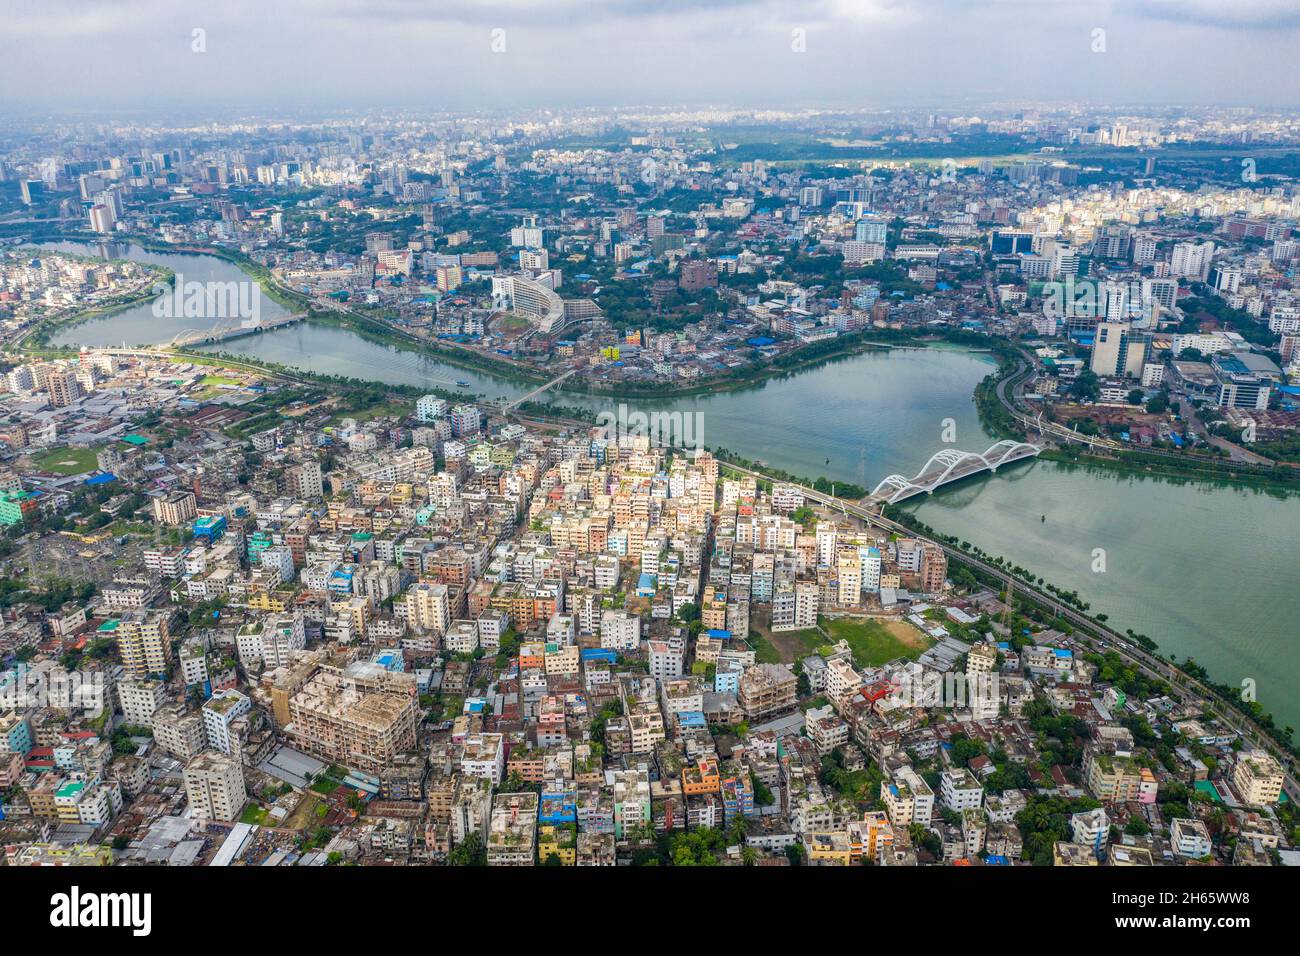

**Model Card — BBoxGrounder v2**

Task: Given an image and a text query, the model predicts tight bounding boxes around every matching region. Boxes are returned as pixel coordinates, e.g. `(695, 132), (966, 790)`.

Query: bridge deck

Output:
(867, 440), (1041, 505)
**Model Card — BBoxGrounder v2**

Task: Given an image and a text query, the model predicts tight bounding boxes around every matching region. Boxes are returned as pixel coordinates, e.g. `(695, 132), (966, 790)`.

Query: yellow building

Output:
(247, 589), (291, 613)
(1231, 751), (1284, 807)
(116, 610), (173, 679)
(537, 825), (576, 865)
(848, 811), (895, 861)
(804, 830), (854, 866)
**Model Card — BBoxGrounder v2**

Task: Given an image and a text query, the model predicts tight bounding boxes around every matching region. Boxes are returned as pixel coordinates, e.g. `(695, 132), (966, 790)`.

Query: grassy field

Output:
(749, 621), (825, 664)
(30, 445), (101, 475)
(239, 804), (272, 826)
(194, 374), (244, 399)
(824, 617), (933, 668)
(327, 399), (410, 425)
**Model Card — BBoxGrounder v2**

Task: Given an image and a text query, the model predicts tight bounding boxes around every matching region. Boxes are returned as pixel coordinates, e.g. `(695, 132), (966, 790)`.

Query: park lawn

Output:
(30, 445), (101, 475)
(824, 617), (933, 668)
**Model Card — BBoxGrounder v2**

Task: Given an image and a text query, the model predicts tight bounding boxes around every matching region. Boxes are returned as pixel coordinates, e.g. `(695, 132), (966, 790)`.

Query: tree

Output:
(448, 833), (487, 866)
(1071, 368), (1100, 402)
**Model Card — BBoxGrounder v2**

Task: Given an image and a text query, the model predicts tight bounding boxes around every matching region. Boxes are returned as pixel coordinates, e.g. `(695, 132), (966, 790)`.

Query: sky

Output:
(1, 0), (1299, 115)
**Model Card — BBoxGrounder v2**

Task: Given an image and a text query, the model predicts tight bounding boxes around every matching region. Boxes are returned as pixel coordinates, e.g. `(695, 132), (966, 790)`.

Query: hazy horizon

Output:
(2, 0), (1299, 116)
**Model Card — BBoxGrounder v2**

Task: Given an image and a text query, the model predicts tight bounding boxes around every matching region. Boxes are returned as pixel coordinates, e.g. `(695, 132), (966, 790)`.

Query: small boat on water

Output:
(456, 380), (469, 387)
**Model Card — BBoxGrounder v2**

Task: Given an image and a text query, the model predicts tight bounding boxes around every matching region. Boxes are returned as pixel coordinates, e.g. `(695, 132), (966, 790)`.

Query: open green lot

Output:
(194, 374), (244, 399)
(823, 617), (933, 668)
(30, 445), (101, 475)
(752, 626), (824, 664)
(239, 804), (272, 826)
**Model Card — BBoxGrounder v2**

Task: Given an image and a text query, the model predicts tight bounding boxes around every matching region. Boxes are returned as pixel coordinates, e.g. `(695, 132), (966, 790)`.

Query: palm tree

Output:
(741, 845), (758, 866)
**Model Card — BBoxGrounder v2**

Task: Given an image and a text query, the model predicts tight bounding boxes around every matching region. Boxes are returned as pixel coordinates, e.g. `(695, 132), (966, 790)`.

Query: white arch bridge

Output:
(868, 440), (1041, 504)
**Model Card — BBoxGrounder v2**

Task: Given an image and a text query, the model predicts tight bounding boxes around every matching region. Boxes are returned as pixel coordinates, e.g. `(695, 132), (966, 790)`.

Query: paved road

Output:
(1176, 398), (1273, 465)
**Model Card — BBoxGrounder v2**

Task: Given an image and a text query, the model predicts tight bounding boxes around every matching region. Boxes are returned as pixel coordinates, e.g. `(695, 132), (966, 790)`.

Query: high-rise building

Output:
(201, 689), (251, 754)
(287, 461), (323, 499)
(285, 661), (418, 774)
(855, 217), (888, 245)
(153, 490), (197, 526)
(20, 180), (46, 205)
(116, 610), (173, 679)
(920, 544), (947, 594)
(835, 546), (860, 606)
(46, 369), (81, 407)
(183, 751), (247, 823)
(1091, 322), (1150, 379)
(450, 404), (480, 437)
(510, 216), (544, 249)
(416, 395), (447, 422)
(405, 582), (450, 634)
(1171, 240), (1215, 279)
(89, 203), (116, 234)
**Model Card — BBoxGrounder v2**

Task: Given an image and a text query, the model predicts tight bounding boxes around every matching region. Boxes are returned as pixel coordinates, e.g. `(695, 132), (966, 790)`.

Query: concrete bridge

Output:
(166, 312), (306, 348)
(500, 368), (578, 413)
(868, 439), (1042, 504)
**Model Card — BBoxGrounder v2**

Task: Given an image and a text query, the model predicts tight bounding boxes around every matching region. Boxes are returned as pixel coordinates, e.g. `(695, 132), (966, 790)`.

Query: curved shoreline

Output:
(21, 233), (1300, 497)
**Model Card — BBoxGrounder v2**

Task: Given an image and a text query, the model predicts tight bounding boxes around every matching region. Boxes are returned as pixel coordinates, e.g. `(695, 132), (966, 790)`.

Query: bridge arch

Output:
(869, 441), (1042, 504)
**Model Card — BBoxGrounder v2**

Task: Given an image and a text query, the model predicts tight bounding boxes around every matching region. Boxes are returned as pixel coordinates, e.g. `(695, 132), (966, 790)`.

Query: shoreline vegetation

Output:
(7, 240), (174, 351)
(19, 232), (1300, 501)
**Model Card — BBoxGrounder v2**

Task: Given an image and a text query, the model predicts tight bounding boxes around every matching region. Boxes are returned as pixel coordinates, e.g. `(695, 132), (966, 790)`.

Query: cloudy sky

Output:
(1, 0), (1298, 115)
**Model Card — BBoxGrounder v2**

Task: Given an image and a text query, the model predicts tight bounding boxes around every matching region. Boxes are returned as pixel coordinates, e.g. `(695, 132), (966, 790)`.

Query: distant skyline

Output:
(2, 0), (1300, 115)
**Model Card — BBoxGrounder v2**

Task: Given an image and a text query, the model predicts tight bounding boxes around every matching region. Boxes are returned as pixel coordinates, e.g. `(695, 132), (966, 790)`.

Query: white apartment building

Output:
(600, 610), (641, 651)
(1170, 817), (1213, 859)
(184, 751), (247, 823)
(939, 768), (984, 812)
(648, 638), (684, 682)
(202, 689), (250, 755)
(119, 679), (167, 726)
(1070, 807), (1110, 851)
(882, 767), (934, 828)
(460, 733), (505, 785)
